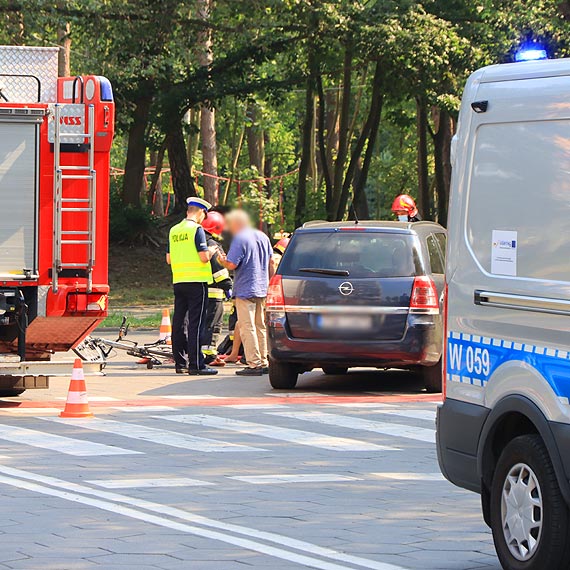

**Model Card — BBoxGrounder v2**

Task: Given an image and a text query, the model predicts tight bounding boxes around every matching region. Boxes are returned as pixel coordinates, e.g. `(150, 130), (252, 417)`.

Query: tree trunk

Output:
(166, 122), (196, 213)
(149, 144), (166, 217)
(351, 63), (384, 218)
(336, 62), (384, 220)
(122, 95), (152, 208)
(432, 107), (453, 227)
(416, 98), (430, 219)
(57, 19), (71, 77)
(197, 0), (218, 205)
(330, 45), (353, 220)
(246, 101), (265, 175)
(296, 61), (316, 228)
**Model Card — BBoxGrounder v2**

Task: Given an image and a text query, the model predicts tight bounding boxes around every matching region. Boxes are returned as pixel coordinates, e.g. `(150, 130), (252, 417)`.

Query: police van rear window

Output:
(280, 231), (419, 278)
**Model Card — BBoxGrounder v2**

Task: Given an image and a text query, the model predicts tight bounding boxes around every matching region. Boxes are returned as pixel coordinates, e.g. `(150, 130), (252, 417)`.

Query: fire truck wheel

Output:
(0, 389), (26, 397)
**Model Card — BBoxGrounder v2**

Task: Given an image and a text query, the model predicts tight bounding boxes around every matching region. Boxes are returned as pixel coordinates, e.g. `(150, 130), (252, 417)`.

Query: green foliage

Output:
(108, 181), (158, 243)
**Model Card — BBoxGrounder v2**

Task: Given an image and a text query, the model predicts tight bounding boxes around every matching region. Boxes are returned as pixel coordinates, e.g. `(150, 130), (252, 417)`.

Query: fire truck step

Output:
(60, 263), (91, 268)
(58, 132), (92, 139)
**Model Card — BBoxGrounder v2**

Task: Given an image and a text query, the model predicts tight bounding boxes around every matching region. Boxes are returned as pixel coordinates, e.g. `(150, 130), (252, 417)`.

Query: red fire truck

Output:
(0, 46), (114, 395)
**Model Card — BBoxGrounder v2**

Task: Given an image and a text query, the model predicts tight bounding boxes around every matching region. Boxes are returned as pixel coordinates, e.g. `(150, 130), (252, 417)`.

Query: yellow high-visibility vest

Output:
(169, 220), (213, 284)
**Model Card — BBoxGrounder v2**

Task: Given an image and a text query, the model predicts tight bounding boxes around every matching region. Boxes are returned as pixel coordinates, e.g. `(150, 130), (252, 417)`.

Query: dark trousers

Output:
(172, 282), (208, 370)
(202, 298), (224, 354)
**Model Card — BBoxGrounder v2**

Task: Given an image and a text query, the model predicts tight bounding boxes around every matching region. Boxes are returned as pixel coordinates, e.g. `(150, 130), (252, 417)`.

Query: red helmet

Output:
(273, 237), (290, 255)
(202, 211), (225, 238)
(391, 194), (418, 218)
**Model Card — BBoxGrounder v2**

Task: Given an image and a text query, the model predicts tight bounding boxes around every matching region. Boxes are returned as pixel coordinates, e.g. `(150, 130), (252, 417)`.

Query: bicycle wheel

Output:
(73, 337), (107, 365)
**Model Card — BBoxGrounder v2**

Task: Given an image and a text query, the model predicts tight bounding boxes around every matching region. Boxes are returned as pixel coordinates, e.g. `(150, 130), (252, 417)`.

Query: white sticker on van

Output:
(491, 230), (517, 276)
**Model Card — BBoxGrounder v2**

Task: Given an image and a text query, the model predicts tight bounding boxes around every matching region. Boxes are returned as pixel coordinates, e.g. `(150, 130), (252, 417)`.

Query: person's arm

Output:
(221, 236), (243, 271)
(166, 253), (171, 265)
(195, 227), (216, 263)
(269, 256), (276, 279)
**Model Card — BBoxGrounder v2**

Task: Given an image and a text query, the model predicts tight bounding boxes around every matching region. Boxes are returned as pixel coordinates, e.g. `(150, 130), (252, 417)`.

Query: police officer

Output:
(201, 211), (233, 366)
(166, 197), (218, 375)
(391, 194), (422, 222)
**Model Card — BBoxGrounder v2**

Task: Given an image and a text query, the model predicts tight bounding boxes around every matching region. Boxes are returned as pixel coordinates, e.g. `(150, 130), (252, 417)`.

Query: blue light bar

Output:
(515, 48), (548, 62)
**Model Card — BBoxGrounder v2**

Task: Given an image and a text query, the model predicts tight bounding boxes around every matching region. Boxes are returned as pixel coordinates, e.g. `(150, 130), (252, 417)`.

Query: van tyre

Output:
(269, 361), (298, 389)
(423, 359), (442, 393)
(0, 389), (25, 397)
(322, 366), (348, 375)
(490, 434), (570, 570)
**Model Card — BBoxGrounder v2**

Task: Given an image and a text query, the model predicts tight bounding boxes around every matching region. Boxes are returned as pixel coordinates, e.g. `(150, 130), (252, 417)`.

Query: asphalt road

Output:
(0, 331), (500, 570)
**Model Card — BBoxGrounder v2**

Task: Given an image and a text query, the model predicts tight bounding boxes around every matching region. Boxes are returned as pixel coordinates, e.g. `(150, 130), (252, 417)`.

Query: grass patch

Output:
(101, 312), (163, 329)
(108, 244), (172, 307)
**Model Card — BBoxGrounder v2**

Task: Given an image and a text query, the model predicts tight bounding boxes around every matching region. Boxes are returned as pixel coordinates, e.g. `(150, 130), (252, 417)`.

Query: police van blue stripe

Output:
(447, 331), (570, 403)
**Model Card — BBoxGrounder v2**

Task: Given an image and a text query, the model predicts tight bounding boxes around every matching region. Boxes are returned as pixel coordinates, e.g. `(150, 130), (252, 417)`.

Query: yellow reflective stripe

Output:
(208, 288), (225, 299)
(213, 268), (230, 282)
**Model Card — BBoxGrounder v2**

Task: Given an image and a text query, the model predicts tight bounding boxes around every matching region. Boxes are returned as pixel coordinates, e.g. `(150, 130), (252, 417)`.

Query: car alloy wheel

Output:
(501, 462), (543, 562)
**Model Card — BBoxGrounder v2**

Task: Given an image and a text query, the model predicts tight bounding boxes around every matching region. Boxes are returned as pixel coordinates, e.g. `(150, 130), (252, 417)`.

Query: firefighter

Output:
(201, 211), (233, 367)
(166, 197), (218, 376)
(272, 236), (290, 273)
(391, 194), (421, 222)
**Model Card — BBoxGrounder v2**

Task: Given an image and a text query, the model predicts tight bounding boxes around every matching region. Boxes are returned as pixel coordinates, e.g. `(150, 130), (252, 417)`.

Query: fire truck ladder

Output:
(52, 103), (96, 294)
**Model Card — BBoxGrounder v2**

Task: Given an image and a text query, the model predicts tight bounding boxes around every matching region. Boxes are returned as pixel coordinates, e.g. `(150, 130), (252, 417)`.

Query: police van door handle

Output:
(475, 290), (570, 316)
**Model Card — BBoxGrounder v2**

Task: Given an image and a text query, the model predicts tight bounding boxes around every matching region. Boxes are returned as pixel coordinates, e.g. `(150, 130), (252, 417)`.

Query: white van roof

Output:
(475, 58), (570, 84)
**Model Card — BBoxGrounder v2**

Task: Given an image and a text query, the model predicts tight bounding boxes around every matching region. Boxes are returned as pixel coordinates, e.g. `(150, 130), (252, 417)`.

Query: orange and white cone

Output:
(158, 308), (172, 345)
(60, 359), (94, 418)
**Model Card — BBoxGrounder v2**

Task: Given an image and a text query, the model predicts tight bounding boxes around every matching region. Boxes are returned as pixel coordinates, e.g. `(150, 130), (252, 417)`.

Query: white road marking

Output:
(87, 477), (213, 489)
(371, 472), (445, 482)
(0, 408), (62, 414)
(159, 415), (397, 452)
(230, 474), (361, 484)
(0, 464), (406, 570)
(227, 404), (289, 410)
(161, 395), (220, 400)
(0, 423), (139, 456)
(268, 411), (435, 443)
(55, 396), (120, 402)
(111, 406), (175, 413)
(328, 404), (437, 422)
(43, 417), (264, 453)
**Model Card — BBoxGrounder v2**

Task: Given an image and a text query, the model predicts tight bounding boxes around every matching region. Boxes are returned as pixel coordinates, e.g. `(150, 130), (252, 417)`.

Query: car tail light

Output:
(409, 276), (439, 313)
(266, 274), (285, 310)
(67, 293), (108, 314)
(442, 283), (448, 400)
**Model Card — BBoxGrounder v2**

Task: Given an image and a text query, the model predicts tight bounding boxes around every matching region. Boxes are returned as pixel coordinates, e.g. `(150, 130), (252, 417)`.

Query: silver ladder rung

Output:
(61, 240), (93, 245)
(60, 165), (90, 171)
(62, 175), (94, 180)
(62, 198), (89, 203)
(60, 263), (89, 268)
(58, 132), (92, 139)
(61, 230), (89, 235)
(62, 207), (93, 212)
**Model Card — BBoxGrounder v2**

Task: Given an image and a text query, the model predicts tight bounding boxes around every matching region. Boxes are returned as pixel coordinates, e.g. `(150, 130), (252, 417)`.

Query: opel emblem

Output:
(338, 282), (354, 296)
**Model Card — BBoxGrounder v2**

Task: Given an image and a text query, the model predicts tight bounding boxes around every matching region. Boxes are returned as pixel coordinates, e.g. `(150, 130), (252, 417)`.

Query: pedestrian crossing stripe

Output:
(158, 414), (399, 451)
(42, 417), (265, 453)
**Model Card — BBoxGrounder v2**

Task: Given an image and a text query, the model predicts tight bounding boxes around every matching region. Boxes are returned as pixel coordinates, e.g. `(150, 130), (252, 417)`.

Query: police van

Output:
(437, 58), (570, 570)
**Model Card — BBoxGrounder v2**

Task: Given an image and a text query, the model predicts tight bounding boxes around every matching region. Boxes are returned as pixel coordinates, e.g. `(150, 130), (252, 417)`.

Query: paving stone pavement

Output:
(0, 362), (501, 570)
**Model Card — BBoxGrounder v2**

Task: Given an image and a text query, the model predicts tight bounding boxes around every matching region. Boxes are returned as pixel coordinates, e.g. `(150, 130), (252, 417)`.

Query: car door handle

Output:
(475, 290), (570, 316)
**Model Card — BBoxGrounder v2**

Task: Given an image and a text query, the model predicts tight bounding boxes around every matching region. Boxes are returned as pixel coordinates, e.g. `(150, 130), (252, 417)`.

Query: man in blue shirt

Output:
(220, 210), (274, 376)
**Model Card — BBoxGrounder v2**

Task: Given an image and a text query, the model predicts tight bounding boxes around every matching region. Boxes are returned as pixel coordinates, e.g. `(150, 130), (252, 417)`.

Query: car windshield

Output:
(280, 231), (419, 278)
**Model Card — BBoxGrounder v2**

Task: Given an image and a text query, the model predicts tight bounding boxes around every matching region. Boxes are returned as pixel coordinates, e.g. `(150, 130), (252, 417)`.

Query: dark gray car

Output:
(266, 220), (447, 391)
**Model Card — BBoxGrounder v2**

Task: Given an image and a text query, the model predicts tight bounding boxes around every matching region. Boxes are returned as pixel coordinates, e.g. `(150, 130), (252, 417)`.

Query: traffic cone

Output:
(60, 359), (94, 418)
(158, 308), (172, 345)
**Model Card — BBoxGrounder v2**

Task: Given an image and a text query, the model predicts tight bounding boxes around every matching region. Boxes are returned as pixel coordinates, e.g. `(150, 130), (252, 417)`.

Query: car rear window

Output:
(280, 231), (419, 278)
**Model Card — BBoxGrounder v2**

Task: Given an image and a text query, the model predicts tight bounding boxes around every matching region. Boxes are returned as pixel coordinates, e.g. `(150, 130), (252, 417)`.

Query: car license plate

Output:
(316, 314), (373, 331)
